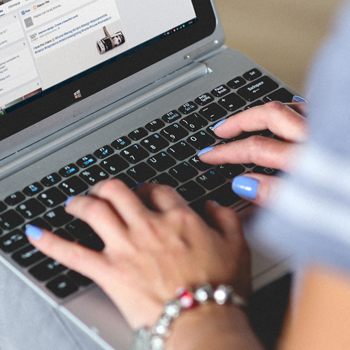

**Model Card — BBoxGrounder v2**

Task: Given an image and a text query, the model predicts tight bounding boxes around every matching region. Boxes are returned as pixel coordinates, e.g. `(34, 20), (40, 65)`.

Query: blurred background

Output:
(215, 0), (343, 94)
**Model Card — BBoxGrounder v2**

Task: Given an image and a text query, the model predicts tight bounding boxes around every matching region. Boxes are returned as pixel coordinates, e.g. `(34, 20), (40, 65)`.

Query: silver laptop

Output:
(0, 0), (295, 348)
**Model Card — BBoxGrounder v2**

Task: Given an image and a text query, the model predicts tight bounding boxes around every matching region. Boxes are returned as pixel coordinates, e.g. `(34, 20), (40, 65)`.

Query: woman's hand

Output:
(26, 180), (251, 330)
(198, 100), (308, 206)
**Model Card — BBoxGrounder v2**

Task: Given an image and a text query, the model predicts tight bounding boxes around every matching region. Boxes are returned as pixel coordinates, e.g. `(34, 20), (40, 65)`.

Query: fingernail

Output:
(293, 95), (308, 103)
(198, 146), (214, 157)
(212, 200), (222, 206)
(232, 176), (259, 200)
(25, 225), (44, 240)
(65, 196), (75, 207)
(212, 119), (226, 131)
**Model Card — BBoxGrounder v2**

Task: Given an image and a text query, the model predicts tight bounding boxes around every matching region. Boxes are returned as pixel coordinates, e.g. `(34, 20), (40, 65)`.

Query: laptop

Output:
(0, 0), (295, 348)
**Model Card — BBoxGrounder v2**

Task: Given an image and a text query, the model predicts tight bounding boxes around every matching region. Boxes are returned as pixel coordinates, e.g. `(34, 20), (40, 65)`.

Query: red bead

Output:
(179, 291), (196, 309)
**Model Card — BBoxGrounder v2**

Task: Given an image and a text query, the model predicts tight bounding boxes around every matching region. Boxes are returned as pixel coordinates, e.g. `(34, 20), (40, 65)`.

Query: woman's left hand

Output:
(26, 180), (251, 330)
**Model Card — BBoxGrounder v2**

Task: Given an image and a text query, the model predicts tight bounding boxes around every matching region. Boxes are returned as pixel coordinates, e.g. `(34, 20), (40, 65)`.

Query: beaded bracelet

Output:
(131, 284), (247, 350)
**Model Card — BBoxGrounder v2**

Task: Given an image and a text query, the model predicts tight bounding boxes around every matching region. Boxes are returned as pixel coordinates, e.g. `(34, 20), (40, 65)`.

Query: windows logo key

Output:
(74, 90), (82, 99)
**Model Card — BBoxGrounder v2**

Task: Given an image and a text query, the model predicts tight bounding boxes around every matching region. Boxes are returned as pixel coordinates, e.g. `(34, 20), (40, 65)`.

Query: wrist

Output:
(167, 302), (255, 350)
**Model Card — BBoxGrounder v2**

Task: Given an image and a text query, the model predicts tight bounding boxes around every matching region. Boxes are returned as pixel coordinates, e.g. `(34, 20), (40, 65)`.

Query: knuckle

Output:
(265, 100), (285, 113)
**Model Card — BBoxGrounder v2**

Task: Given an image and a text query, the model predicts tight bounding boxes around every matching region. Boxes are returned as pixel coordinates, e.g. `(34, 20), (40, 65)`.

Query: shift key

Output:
(237, 76), (279, 102)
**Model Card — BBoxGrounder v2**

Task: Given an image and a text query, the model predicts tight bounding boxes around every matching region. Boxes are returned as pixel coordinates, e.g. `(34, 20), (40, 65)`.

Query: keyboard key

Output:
(29, 258), (66, 282)
(44, 207), (73, 227)
(12, 244), (45, 267)
(127, 163), (157, 183)
(120, 144), (149, 164)
(227, 76), (246, 89)
(22, 218), (52, 232)
(187, 131), (215, 150)
(76, 155), (97, 168)
(0, 210), (24, 230)
(100, 154), (129, 175)
(58, 164), (79, 178)
(114, 173), (137, 189)
(145, 119), (165, 132)
(46, 275), (79, 298)
(252, 166), (278, 176)
(190, 183), (241, 215)
(237, 76), (279, 102)
(216, 164), (245, 179)
(93, 145), (114, 159)
(178, 101), (197, 114)
(16, 199), (46, 219)
(0, 229), (28, 253)
(5, 192), (25, 206)
(79, 234), (105, 252)
(54, 229), (75, 242)
(167, 141), (196, 161)
(189, 155), (212, 171)
(23, 183), (43, 197)
(218, 93), (246, 111)
(150, 173), (179, 188)
(141, 134), (169, 153)
(211, 85), (230, 97)
(65, 219), (95, 239)
(245, 100), (264, 109)
(79, 165), (109, 186)
(111, 136), (131, 150)
(147, 152), (176, 172)
(263, 88), (294, 103)
(162, 110), (181, 123)
(243, 68), (262, 81)
(180, 113), (208, 132)
(160, 123), (188, 142)
(59, 176), (88, 196)
(196, 170), (225, 190)
(199, 103), (227, 122)
(177, 181), (206, 202)
(67, 270), (93, 287)
(38, 187), (67, 208)
(41, 173), (61, 187)
(0, 201), (7, 213)
(128, 127), (148, 141)
(169, 162), (198, 183)
(195, 93), (214, 106)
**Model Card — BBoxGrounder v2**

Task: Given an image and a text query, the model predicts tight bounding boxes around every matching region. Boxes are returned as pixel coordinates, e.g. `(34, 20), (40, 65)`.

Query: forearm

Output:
(167, 303), (264, 350)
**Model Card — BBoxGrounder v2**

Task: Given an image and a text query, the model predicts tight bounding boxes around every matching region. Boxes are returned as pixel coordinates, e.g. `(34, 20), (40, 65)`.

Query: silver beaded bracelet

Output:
(131, 284), (247, 350)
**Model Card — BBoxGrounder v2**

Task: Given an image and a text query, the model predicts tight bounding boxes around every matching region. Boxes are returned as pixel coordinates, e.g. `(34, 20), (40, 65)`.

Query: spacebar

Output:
(190, 183), (241, 215)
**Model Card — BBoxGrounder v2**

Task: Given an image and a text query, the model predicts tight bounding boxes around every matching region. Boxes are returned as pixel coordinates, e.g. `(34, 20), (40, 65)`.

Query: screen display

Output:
(0, 0), (216, 139)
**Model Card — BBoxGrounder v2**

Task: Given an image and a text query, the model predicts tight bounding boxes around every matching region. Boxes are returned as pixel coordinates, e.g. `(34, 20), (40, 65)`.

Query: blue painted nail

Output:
(292, 96), (308, 103)
(212, 119), (226, 131)
(25, 225), (44, 240)
(232, 176), (259, 200)
(198, 146), (214, 157)
(65, 196), (75, 207)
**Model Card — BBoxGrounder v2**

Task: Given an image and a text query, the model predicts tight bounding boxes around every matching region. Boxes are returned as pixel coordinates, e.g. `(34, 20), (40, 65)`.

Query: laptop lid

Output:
(0, 0), (224, 167)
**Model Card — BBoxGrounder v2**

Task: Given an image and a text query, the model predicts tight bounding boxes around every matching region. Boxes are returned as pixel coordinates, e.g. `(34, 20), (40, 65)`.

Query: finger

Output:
(286, 101), (309, 117)
(88, 179), (150, 225)
(203, 201), (243, 238)
(232, 173), (284, 206)
(199, 135), (301, 171)
(135, 183), (188, 212)
(213, 101), (308, 142)
(25, 226), (106, 281)
(65, 195), (130, 247)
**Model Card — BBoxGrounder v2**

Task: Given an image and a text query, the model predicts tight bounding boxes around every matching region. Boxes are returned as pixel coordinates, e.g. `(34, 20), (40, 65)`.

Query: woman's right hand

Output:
(198, 100), (308, 206)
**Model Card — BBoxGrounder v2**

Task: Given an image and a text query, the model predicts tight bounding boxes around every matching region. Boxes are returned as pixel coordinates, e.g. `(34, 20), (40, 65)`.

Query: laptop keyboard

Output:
(0, 68), (294, 299)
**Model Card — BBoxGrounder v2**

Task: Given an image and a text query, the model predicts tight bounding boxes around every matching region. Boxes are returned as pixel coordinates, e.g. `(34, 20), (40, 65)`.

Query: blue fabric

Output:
(255, 0), (350, 274)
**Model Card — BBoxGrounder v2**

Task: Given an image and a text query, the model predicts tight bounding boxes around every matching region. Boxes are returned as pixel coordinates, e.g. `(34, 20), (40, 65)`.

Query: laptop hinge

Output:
(184, 39), (220, 61)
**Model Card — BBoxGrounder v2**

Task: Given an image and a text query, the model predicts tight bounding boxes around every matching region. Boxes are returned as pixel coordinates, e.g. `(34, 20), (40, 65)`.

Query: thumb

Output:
(232, 174), (283, 207)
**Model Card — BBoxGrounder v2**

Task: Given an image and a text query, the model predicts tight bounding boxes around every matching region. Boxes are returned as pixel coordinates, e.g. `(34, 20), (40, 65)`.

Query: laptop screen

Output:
(0, 0), (217, 140)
